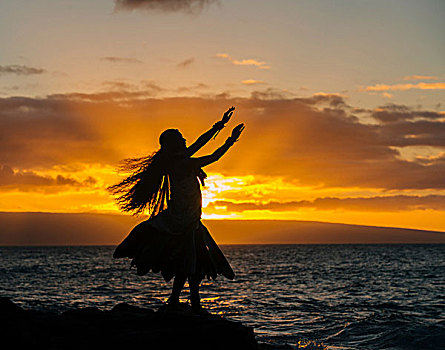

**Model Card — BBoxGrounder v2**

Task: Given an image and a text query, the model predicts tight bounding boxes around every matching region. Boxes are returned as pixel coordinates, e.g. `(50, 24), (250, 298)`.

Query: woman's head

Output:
(108, 128), (187, 216)
(159, 129), (186, 154)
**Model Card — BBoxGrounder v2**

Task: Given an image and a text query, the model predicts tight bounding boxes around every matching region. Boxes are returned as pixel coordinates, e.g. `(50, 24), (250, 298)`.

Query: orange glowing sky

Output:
(1, 0), (444, 234)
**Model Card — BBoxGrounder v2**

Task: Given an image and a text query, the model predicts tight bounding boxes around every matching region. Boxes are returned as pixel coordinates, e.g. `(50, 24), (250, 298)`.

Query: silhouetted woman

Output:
(109, 107), (244, 314)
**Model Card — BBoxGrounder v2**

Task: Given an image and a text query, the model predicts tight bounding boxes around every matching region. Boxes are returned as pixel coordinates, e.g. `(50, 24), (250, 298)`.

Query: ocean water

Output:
(1, 244), (444, 349)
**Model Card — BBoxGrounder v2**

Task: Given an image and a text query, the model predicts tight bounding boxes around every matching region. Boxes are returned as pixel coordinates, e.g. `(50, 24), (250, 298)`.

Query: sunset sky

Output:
(1, 0), (445, 233)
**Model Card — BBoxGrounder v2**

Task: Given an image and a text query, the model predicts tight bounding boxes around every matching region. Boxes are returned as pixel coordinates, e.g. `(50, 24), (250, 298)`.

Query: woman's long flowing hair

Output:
(107, 150), (170, 217)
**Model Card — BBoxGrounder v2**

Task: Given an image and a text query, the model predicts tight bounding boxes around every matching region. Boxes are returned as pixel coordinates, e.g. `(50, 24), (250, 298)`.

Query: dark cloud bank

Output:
(208, 195), (445, 213)
(0, 91), (444, 201)
(0, 165), (96, 192)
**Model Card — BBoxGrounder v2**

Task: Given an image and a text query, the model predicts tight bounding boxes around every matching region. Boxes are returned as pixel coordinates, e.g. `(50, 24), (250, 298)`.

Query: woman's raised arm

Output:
(191, 123), (244, 168)
(186, 107), (235, 156)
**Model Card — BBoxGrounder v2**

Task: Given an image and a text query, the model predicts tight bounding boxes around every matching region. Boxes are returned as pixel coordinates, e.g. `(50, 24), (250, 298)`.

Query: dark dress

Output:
(113, 156), (235, 282)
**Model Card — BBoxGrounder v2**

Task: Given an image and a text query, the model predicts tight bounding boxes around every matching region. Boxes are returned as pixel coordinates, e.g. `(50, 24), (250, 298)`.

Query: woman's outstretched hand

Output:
(230, 123), (245, 142)
(221, 106), (235, 124)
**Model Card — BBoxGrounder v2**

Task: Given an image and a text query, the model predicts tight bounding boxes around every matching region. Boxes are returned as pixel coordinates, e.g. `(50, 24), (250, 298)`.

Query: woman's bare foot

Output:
(167, 296), (180, 306)
(161, 298), (191, 314)
(191, 302), (210, 316)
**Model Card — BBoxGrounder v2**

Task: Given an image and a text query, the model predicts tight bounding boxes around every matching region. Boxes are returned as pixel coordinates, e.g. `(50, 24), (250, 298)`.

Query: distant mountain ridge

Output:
(0, 212), (444, 245)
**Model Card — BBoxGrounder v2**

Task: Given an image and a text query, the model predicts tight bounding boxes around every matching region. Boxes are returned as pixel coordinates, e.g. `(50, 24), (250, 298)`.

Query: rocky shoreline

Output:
(0, 297), (291, 349)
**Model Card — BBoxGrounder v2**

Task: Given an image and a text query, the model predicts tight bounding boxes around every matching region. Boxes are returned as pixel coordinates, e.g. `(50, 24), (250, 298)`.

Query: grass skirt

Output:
(113, 218), (235, 282)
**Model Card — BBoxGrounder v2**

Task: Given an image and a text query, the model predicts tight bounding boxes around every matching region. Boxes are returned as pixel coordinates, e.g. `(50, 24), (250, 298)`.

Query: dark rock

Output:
(259, 343), (294, 350)
(111, 302), (154, 315)
(0, 298), (260, 350)
(0, 296), (23, 314)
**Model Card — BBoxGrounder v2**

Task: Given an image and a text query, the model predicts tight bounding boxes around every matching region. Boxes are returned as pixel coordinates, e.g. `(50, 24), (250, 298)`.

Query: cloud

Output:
(249, 87), (293, 100)
(415, 152), (445, 165)
(309, 92), (348, 107)
(114, 0), (218, 13)
(371, 104), (444, 123)
(0, 65), (46, 76)
(101, 80), (164, 95)
(177, 57), (195, 68)
(49, 80), (164, 102)
(176, 83), (209, 93)
(1, 92), (445, 191)
(216, 53), (270, 70)
(403, 75), (438, 81)
(102, 81), (138, 91)
(0, 165), (96, 191)
(364, 82), (445, 92)
(241, 80), (265, 85)
(100, 56), (142, 64)
(208, 195), (445, 213)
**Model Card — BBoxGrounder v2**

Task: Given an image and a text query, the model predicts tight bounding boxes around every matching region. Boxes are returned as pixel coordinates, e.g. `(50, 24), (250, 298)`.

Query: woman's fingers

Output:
(225, 107), (234, 114)
(222, 107), (235, 124)
(224, 106), (235, 117)
(231, 123), (245, 138)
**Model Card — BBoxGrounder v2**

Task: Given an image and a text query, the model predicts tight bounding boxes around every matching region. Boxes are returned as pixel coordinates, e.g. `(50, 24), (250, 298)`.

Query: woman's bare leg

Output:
(169, 274), (187, 304)
(189, 274), (203, 311)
